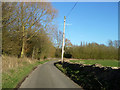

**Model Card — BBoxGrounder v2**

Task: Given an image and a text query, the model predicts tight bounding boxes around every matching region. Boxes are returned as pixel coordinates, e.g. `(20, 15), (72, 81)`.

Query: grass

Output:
(55, 62), (120, 90)
(55, 63), (102, 90)
(70, 59), (119, 67)
(55, 64), (66, 73)
(2, 56), (49, 88)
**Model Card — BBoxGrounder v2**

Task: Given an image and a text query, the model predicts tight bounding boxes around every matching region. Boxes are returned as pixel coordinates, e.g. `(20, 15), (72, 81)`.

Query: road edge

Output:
(54, 61), (83, 89)
(15, 61), (49, 89)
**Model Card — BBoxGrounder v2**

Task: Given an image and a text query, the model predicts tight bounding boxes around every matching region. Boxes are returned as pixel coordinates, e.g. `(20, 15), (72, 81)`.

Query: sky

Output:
(51, 2), (118, 46)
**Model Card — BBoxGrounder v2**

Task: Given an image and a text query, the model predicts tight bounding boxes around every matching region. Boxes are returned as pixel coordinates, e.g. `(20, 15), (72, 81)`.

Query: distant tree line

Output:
(64, 40), (119, 60)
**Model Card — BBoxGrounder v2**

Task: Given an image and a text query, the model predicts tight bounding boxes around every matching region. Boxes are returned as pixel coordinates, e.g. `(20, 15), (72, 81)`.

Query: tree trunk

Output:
(32, 46), (35, 59)
(21, 26), (25, 58)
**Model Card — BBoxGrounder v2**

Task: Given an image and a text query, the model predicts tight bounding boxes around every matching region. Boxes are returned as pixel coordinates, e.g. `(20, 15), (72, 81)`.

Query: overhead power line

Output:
(61, 1), (78, 62)
(66, 1), (78, 18)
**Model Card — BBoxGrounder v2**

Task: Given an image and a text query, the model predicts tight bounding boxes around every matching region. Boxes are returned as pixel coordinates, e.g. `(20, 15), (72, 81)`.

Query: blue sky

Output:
(52, 2), (118, 46)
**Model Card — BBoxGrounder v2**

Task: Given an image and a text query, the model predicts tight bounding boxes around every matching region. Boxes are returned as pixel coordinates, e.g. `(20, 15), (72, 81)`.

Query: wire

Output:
(66, 1), (78, 18)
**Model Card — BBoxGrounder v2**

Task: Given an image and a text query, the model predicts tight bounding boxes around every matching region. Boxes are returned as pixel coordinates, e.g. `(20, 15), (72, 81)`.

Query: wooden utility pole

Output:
(62, 16), (66, 63)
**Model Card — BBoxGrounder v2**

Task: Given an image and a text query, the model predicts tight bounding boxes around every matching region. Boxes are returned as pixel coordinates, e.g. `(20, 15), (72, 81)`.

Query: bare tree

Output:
(2, 2), (57, 58)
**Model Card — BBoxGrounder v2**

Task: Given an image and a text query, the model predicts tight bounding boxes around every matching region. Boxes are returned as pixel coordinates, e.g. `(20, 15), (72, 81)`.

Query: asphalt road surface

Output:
(20, 60), (82, 89)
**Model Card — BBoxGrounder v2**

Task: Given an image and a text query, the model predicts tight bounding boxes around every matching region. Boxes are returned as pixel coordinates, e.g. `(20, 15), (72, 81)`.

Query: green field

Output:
(70, 60), (119, 67)
(2, 60), (49, 88)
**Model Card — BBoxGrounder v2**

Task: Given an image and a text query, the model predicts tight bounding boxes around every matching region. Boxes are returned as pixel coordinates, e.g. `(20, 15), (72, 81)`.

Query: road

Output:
(19, 60), (82, 88)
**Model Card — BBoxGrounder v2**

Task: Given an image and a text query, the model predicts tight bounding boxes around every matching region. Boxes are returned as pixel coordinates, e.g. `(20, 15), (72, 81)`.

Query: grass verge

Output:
(2, 56), (49, 88)
(55, 61), (120, 90)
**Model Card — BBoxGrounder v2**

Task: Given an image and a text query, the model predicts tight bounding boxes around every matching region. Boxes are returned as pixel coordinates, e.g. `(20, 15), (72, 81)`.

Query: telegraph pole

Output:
(62, 16), (66, 63)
